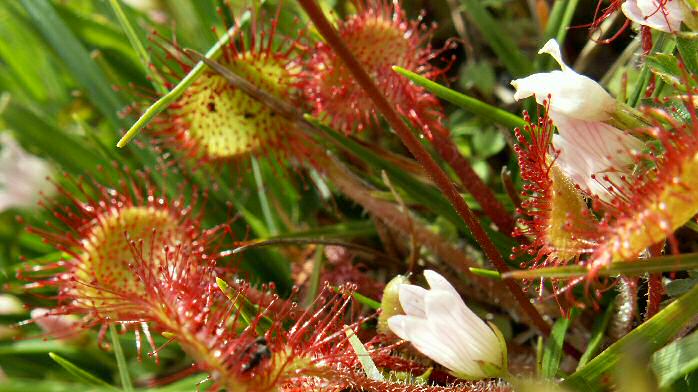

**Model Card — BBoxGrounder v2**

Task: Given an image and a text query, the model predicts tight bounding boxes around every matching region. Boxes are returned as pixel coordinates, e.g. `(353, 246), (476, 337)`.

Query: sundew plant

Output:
(2, 0), (698, 391)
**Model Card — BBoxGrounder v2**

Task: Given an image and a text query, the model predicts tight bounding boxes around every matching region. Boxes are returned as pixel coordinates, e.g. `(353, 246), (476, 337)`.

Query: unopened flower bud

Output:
(388, 270), (507, 380)
(377, 274), (409, 335)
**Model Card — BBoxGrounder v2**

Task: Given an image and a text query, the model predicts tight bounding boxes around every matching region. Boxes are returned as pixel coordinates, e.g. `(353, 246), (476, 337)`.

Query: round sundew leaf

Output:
(73, 206), (185, 312)
(172, 53), (298, 160)
(602, 152), (698, 264)
(344, 16), (410, 71)
(547, 164), (595, 262)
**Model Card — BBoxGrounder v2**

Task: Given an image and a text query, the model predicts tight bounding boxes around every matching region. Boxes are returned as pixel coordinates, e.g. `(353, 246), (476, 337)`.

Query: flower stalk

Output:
(297, 0), (555, 345)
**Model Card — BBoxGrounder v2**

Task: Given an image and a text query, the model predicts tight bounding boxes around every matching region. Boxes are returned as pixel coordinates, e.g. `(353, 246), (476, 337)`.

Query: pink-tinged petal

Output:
(30, 308), (79, 335)
(622, 0), (684, 33)
(424, 291), (501, 368)
(551, 112), (643, 166)
(398, 284), (428, 318)
(551, 134), (592, 186)
(551, 112), (644, 201)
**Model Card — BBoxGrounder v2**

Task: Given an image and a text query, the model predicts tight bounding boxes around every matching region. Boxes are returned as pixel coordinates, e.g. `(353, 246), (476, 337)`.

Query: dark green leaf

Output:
(677, 35), (698, 75)
(647, 53), (684, 87)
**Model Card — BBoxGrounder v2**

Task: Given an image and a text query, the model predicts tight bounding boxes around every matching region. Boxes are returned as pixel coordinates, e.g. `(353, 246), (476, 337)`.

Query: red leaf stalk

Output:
(296, 0), (553, 343)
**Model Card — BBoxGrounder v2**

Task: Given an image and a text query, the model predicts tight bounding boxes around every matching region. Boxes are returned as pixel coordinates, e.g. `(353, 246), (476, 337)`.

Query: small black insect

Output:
(240, 336), (271, 373)
(207, 102), (216, 112)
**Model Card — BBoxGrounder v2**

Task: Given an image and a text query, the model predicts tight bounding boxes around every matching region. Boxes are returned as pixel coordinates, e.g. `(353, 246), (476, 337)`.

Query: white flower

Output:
(511, 39), (616, 122)
(0, 133), (54, 212)
(622, 0), (685, 33)
(387, 270), (506, 380)
(511, 40), (644, 202)
(551, 118), (644, 201)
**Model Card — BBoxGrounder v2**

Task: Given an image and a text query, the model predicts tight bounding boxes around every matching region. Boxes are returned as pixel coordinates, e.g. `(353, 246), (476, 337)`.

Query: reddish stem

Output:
(297, 0), (556, 344)
(430, 134), (516, 234)
(645, 273), (663, 320)
(646, 241), (665, 320)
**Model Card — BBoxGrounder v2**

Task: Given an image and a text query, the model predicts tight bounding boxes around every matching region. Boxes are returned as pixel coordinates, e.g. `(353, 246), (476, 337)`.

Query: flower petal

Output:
(393, 314), (481, 376)
(424, 290), (501, 369)
(511, 40), (615, 121)
(387, 314), (410, 340)
(551, 112), (644, 201)
(622, 0), (684, 33)
(423, 269), (459, 296)
(398, 284), (428, 318)
(538, 39), (569, 71)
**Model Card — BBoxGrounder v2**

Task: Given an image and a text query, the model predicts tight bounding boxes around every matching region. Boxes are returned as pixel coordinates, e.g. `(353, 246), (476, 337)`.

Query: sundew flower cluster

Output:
(3, 0), (698, 391)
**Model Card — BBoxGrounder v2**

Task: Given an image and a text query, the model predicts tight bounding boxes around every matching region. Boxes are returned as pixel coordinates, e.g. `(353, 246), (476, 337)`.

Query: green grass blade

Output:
(628, 33), (673, 107)
(264, 220), (376, 239)
(503, 253), (698, 280)
(542, 0), (580, 46)
(19, 0), (125, 127)
(0, 379), (116, 392)
(676, 35), (698, 75)
(534, 0), (579, 72)
(162, 0), (217, 50)
(216, 277), (273, 334)
(651, 329), (698, 389)
(116, 23), (241, 147)
(541, 309), (577, 379)
(0, 4), (67, 104)
(563, 282), (698, 391)
(468, 267), (502, 280)
(459, 0), (532, 77)
(251, 156), (280, 236)
(107, 0), (166, 94)
(577, 304), (614, 369)
(554, 0), (580, 46)
(108, 325), (133, 392)
(392, 66), (526, 129)
(303, 245), (324, 307)
(353, 291), (381, 310)
(0, 341), (78, 356)
(48, 353), (115, 389)
(345, 326), (384, 381)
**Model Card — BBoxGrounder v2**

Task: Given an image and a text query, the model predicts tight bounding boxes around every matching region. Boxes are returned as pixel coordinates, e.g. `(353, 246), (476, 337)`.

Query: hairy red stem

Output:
(297, 0), (558, 346)
(431, 134), (515, 234)
(646, 242), (665, 320)
(645, 273), (663, 320)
